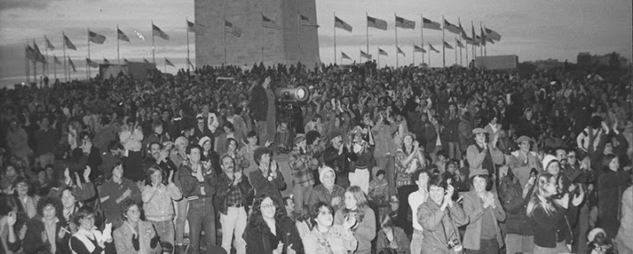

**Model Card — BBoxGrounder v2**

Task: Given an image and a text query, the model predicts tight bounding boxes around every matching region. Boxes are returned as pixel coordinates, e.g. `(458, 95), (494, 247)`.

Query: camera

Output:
(447, 238), (463, 253)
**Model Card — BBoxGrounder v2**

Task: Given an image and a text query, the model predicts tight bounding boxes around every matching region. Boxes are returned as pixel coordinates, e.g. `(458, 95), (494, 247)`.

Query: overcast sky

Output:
(0, 0), (631, 86)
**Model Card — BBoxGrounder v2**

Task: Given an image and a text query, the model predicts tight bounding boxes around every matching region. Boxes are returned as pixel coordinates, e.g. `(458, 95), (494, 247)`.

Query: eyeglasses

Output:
(261, 204), (276, 209)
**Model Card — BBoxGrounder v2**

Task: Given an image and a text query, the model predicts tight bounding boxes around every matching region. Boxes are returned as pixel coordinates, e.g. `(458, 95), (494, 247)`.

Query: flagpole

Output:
(454, 39), (457, 66)
(420, 14), (424, 66)
(428, 44), (431, 67)
(53, 55), (57, 80)
(377, 48), (380, 67)
(366, 13), (369, 58)
(25, 45), (30, 84)
(44, 37), (48, 78)
(87, 28), (91, 79)
(296, 12), (301, 63)
(458, 38), (462, 66)
(333, 11), (337, 65)
(223, 16), (227, 65)
(395, 13), (398, 68)
(63, 32), (67, 81)
(479, 22), (483, 57)
(442, 16), (446, 68)
(412, 45), (415, 66)
(262, 13), (265, 64)
(117, 25), (121, 64)
(465, 35), (469, 66)
(471, 21), (476, 61)
(186, 19), (190, 71)
(164, 58), (167, 73)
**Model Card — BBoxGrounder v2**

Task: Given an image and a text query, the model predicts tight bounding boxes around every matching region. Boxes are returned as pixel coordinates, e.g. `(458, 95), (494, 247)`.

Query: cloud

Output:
(0, 0), (62, 11)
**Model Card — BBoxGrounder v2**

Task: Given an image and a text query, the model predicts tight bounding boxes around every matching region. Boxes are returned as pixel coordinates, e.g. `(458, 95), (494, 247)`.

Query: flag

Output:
(422, 18), (441, 30)
(88, 30), (106, 44)
(395, 16), (415, 29)
(443, 19), (461, 34)
(45, 36), (55, 49)
(414, 45), (426, 53)
(484, 27), (501, 41)
(463, 36), (473, 44)
(187, 20), (205, 35)
(456, 39), (464, 48)
(397, 47), (405, 56)
(480, 26), (486, 45)
(262, 14), (280, 30)
(187, 58), (194, 68)
(165, 58), (175, 67)
(225, 20), (242, 37)
(471, 23), (476, 42)
(25, 46), (37, 62)
(117, 28), (130, 42)
(68, 57), (76, 72)
(53, 55), (61, 65)
(299, 14), (317, 27)
(143, 58), (150, 64)
(360, 50), (372, 59)
(459, 22), (468, 39)
(32, 42), (45, 63)
(64, 34), (77, 50)
(367, 16), (387, 30)
(486, 37), (495, 44)
(103, 58), (110, 64)
(378, 48), (388, 56)
(428, 43), (440, 53)
(334, 16), (352, 32)
(124, 58), (129, 64)
(86, 58), (99, 68)
(444, 41), (454, 49)
(152, 24), (170, 40)
(341, 52), (351, 60)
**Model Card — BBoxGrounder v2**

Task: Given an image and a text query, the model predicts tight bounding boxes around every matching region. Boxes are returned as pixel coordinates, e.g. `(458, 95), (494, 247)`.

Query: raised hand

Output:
(270, 160), (278, 172)
(168, 170), (175, 184)
(84, 166), (92, 181)
(7, 212), (17, 226)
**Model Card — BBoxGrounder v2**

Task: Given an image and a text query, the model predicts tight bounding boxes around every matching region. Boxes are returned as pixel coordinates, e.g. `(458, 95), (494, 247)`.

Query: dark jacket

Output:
(23, 216), (65, 254)
(251, 85), (268, 121)
(499, 174), (534, 236)
(243, 216), (303, 254)
(177, 161), (218, 200)
(216, 172), (254, 215)
(323, 146), (358, 175)
(531, 201), (578, 248)
(597, 170), (631, 237)
(249, 169), (286, 208)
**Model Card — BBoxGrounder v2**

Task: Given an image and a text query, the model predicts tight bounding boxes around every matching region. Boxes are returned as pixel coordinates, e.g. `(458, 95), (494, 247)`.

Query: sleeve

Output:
(113, 229), (131, 254)
(167, 182), (183, 200)
(141, 186), (157, 203)
(500, 181), (525, 214)
(238, 176), (254, 200)
(302, 233), (318, 254)
(466, 145), (486, 170)
(75, 182), (96, 201)
(490, 148), (505, 165)
(178, 168), (197, 198)
(492, 194), (506, 221)
(462, 194), (485, 224)
(353, 208), (376, 243)
(71, 236), (104, 254)
(448, 202), (469, 227)
(242, 224), (261, 254)
(273, 170), (286, 190)
(249, 171), (266, 195)
(419, 203), (445, 232)
(129, 181), (142, 203)
(396, 228), (411, 254)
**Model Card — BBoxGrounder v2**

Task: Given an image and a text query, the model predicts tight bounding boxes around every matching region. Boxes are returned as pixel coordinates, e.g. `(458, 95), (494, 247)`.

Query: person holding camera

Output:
(462, 168), (506, 254)
(527, 172), (584, 254)
(418, 174), (468, 254)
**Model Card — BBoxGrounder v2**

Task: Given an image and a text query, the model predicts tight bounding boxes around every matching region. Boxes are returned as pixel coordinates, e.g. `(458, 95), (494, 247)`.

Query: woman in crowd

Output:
(98, 163), (142, 229)
(215, 122), (236, 155)
(0, 194), (24, 254)
(223, 138), (250, 172)
(394, 133), (426, 233)
(334, 185), (376, 254)
(243, 194), (303, 254)
(462, 169), (506, 254)
(418, 174), (468, 254)
(142, 166), (182, 248)
(302, 202), (357, 254)
(376, 213), (410, 254)
(1, 164), (19, 193)
(249, 147), (286, 208)
(113, 199), (161, 254)
(70, 206), (114, 254)
(348, 128), (374, 194)
(596, 154), (631, 239)
(499, 164), (536, 254)
(13, 176), (39, 219)
(527, 173), (584, 254)
(22, 196), (65, 254)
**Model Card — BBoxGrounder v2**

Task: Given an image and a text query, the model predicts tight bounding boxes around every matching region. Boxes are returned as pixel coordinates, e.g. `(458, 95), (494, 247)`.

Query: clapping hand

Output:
(6, 211), (17, 227)
(168, 170), (175, 185)
(234, 171), (243, 184)
(270, 161), (278, 172)
(343, 214), (357, 230)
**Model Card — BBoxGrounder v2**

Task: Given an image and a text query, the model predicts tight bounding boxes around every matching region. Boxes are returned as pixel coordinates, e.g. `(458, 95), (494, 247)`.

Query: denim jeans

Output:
(150, 219), (175, 247)
(187, 197), (216, 254)
(349, 168), (370, 194)
(220, 207), (247, 254)
(175, 198), (188, 245)
(505, 234), (534, 254)
(465, 238), (499, 254)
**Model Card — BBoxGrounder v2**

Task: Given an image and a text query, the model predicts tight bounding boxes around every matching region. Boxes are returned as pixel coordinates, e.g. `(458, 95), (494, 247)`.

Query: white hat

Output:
(319, 166), (335, 183)
(198, 136), (211, 147)
(587, 227), (606, 242)
(542, 154), (558, 172)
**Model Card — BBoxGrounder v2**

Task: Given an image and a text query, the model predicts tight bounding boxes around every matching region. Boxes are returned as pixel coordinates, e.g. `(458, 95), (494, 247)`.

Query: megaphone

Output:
(276, 86), (309, 103)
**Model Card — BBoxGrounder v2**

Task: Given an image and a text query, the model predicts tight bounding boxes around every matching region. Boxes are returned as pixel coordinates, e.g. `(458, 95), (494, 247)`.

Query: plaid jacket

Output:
(289, 147), (315, 187)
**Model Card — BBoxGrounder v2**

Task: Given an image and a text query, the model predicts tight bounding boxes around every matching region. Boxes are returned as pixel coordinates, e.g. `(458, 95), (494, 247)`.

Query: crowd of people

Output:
(0, 61), (632, 254)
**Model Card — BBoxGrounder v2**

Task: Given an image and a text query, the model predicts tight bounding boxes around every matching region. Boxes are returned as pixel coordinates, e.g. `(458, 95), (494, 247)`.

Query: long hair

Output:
(144, 165), (166, 186)
(341, 186), (368, 223)
(601, 154), (619, 173)
(248, 194), (284, 233)
(527, 173), (558, 217)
